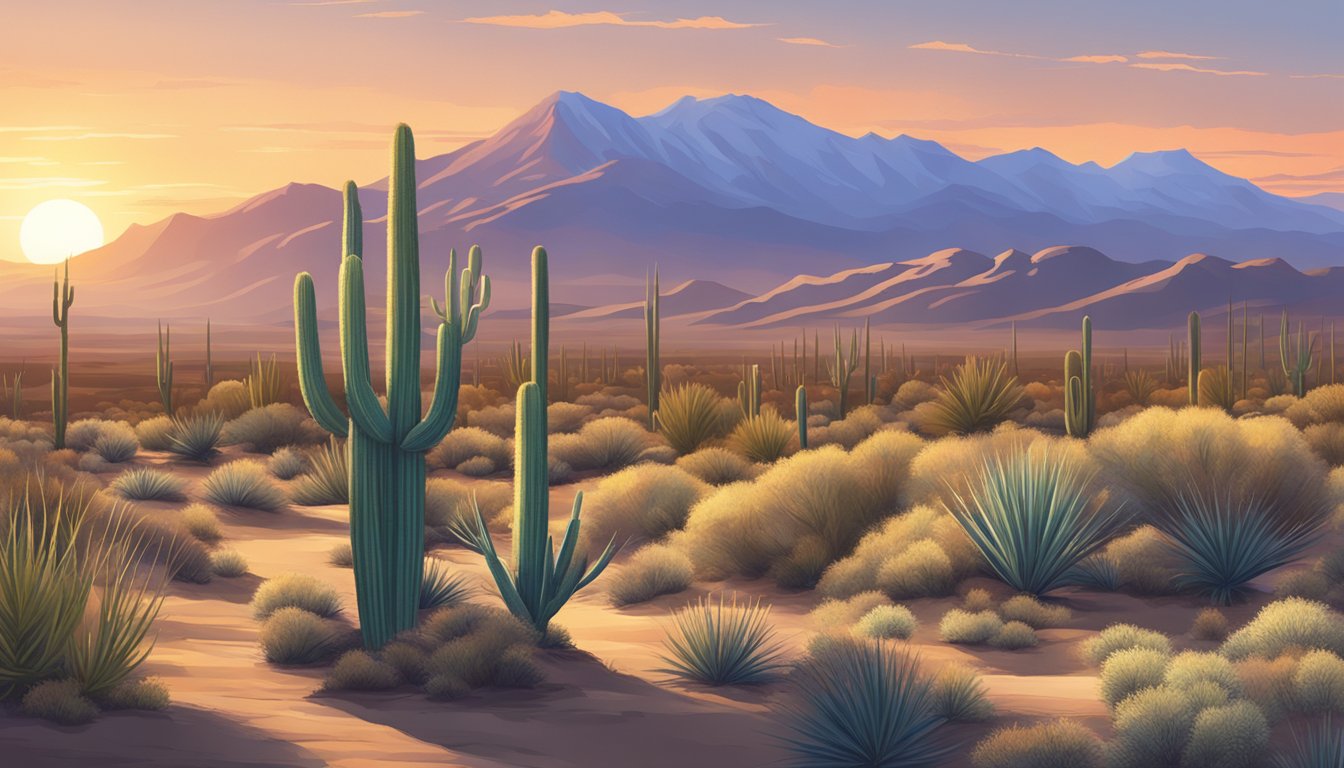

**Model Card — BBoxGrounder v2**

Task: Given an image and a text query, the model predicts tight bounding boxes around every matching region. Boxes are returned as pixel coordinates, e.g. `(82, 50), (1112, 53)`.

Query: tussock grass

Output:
(609, 545), (694, 606)
(658, 593), (786, 686)
(110, 467), (187, 502)
(971, 719), (1103, 768)
(251, 572), (342, 619)
(288, 439), (347, 506)
(203, 460), (287, 512)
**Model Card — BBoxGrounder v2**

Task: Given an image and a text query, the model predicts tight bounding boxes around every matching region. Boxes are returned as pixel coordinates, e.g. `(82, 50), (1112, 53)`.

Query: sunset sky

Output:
(2, 0), (1341, 263)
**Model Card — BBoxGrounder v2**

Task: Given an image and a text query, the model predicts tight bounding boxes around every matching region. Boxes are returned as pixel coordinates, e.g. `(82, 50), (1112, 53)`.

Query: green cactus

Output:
(1188, 311), (1201, 406)
(51, 260), (73, 449)
(1064, 316), (1094, 438)
(645, 269), (660, 429)
(156, 321), (173, 415)
(1279, 310), (1316, 398)
(204, 319), (213, 388)
(293, 125), (489, 648)
(863, 318), (873, 404)
(557, 345), (569, 403)
(795, 385), (808, 449)
(467, 246), (615, 637)
(828, 325), (860, 419)
(738, 363), (762, 417)
(500, 340), (529, 394)
(2, 369), (22, 420)
(1010, 321), (1019, 377)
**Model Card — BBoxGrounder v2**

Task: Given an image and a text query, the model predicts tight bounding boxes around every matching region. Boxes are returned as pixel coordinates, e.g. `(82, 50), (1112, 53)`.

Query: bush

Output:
(259, 607), (345, 664)
(1190, 608), (1230, 641)
(203, 460), (287, 511)
(656, 383), (726, 455)
(268, 446), (308, 479)
(196, 380), (252, 420)
(455, 456), (495, 476)
(818, 505), (976, 601)
(288, 439), (347, 506)
(971, 719), (1103, 768)
(963, 588), (994, 612)
(810, 591), (894, 631)
(1165, 651), (1242, 696)
(420, 558), (472, 610)
(328, 542), (353, 568)
(1102, 525), (1184, 595)
(929, 664), (993, 722)
(940, 609), (1004, 645)
(211, 548), (248, 577)
(924, 356), (1024, 436)
(222, 404), (326, 453)
(421, 606), (544, 690)
(1081, 624), (1172, 666)
(322, 650), (400, 691)
(781, 637), (949, 767)
(1237, 655), (1299, 722)
(729, 407), (794, 463)
(110, 467), (187, 501)
(427, 427), (511, 471)
(658, 594), (786, 685)
(19, 679), (98, 725)
(93, 427), (139, 464)
(582, 464), (709, 549)
(97, 677), (169, 710)
(1278, 569), (1333, 601)
(424, 477), (510, 532)
(1100, 647), (1170, 706)
(1284, 384), (1344, 428)
(609, 545), (694, 606)
(251, 572), (342, 619)
(990, 621), (1038, 650)
(167, 413), (224, 462)
(1305, 423), (1344, 466)
(550, 417), (656, 472)
(878, 539), (957, 599)
(1181, 700), (1269, 768)
(676, 447), (760, 486)
(180, 503), (222, 543)
(1274, 716), (1344, 768)
(998, 595), (1071, 629)
(855, 605), (918, 640)
(67, 418), (118, 452)
(1065, 554), (1121, 592)
(1294, 650), (1344, 715)
(134, 416), (176, 450)
(1108, 686), (1197, 768)
(1222, 598), (1344, 660)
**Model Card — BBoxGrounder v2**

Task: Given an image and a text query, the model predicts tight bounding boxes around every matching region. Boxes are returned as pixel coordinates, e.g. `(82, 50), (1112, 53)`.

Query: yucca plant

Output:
(245, 353), (283, 408)
(110, 467), (188, 502)
(1275, 716), (1344, 768)
(1122, 368), (1160, 407)
(166, 413), (223, 462)
(93, 432), (139, 464)
(288, 438), (348, 506)
(202, 460), (286, 512)
(944, 443), (1128, 596)
(658, 593), (786, 685)
(780, 638), (953, 767)
(419, 558), (473, 610)
(1198, 365), (1236, 412)
(654, 382), (723, 455)
(729, 406), (793, 463)
(1155, 487), (1328, 605)
(925, 356), (1024, 436)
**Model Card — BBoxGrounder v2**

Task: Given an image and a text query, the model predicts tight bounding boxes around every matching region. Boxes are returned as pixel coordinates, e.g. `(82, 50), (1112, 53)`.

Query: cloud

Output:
(0, 125), (88, 133)
(461, 10), (760, 30)
(1130, 62), (1266, 77)
(1137, 50), (1221, 60)
(23, 132), (177, 141)
(910, 41), (1125, 65)
(778, 36), (843, 48)
(355, 10), (423, 18)
(1291, 73), (1344, 80)
(1065, 55), (1127, 64)
(290, 0), (374, 5)
(0, 156), (47, 164)
(0, 177), (107, 190)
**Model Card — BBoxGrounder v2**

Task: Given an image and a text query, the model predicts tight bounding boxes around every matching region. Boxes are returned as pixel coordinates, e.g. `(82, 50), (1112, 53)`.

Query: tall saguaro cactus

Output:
(1188, 311), (1201, 406)
(204, 319), (213, 388)
(828, 325), (860, 419)
(1280, 310), (1316, 398)
(51, 261), (73, 449)
(1064, 316), (1094, 438)
(156, 321), (173, 415)
(293, 125), (489, 648)
(739, 364), (762, 417)
(644, 269), (661, 429)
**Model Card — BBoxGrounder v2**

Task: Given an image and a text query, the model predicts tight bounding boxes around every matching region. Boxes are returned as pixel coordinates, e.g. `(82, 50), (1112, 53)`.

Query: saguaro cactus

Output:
(1188, 311), (1201, 406)
(795, 385), (808, 449)
(1280, 310), (1316, 398)
(156, 321), (173, 415)
(51, 261), (73, 449)
(645, 269), (661, 429)
(863, 318), (873, 404)
(293, 125), (489, 648)
(1064, 316), (1094, 438)
(738, 363), (762, 417)
(828, 326), (860, 419)
(204, 319), (213, 388)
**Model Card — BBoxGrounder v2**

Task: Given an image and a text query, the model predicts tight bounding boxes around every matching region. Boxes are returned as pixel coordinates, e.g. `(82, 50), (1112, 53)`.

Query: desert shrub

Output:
(809, 591), (894, 630)
(1108, 686), (1197, 768)
(1181, 700), (1269, 768)
(962, 587), (994, 612)
(929, 664), (993, 722)
(380, 641), (429, 685)
(110, 467), (187, 501)
(810, 406), (890, 450)
(924, 356), (1024, 436)
(609, 545), (694, 606)
(77, 453), (109, 473)
(658, 594), (786, 685)
(1081, 624), (1171, 666)
(547, 402), (593, 434)
(656, 383), (726, 455)
(1237, 656), (1299, 722)
(180, 503), (222, 543)
(998, 595), (1071, 629)
(97, 677), (169, 710)
(1222, 598), (1344, 660)
(582, 464), (709, 549)
(1164, 651), (1242, 696)
(989, 621), (1038, 650)
(421, 606), (544, 690)
(893, 380), (939, 410)
(203, 460), (286, 511)
(423, 477), (510, 532)
(322, 650), (400, 691)
(675, 447), (760, 485)
(551, 417), (656, 472)
(167, 413), (223, 462)
(327, 542), (353, 567)
(251, 572), (342, 619)
(780, 637), (949, 767)
(259, 607), (345, 664)
(427, 427), (511, 471)
(1066, 554), (1122, 591)
(729, 407), (794, 463)
(420, 558), (472, 610)
(1103, 525), (1184, 595)
(67, 419), (115, 452)
(1284, 385), (1344, 428)
(1274, 716), (1344, 768)
(817, 510), (967, 600)
(1190, 608), (1230, 641)
(455, 456), (495, 476)
(288, 439), (347, 506)
(210, 548), (248, 577)
(939, 609), (1004, 645)
(1306, 423), (1344, 465)
(467, 403), (515, 438)
(267, 446), (308, 479)
(971, 719), (1103, 768)
(1279, 569), (1334, 601)
(1294, 650), (1344, 715)
(222, 404), (326, 453)
(944, 442), (1125, 596)
(19, 679), (98, 725)
(92, 425), (139, 464)
(855, 605), (918, 640)
(134, 416), (176, 450)
(877, 539), (957, 598)
(196, 380), (252, 420)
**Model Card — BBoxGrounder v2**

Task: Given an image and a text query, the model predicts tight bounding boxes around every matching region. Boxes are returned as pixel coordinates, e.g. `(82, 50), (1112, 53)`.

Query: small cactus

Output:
(795, 385), (808, 449)
(1063, 316), (1094, 438)
(51, 260), (73, 449)
(1279, 310), (1316, 397)
(156, 321), (173, 415)
(1188, 311), (1201, 406)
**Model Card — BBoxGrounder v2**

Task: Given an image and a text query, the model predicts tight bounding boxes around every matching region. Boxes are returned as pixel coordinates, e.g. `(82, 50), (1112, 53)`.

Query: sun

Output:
(19, 199), (105, 265)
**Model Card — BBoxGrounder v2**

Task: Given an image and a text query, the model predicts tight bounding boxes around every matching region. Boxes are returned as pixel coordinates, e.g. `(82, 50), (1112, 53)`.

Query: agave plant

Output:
(925, 356), (1024, 436)
(1155, 487), (1328, 605)
(1122, 369), (1160, 407)
(1275, 716), (1344, 768)
(658, 593), (786, 686)
(167, 413), (224, 462)
(944, 443), (1128, 596)
(654, 382), (724, 455)
(780, 638), (953, 767)
(419, 558), (473, 610)
(288, 438), (348, 506)
(729, 407), (793, 463)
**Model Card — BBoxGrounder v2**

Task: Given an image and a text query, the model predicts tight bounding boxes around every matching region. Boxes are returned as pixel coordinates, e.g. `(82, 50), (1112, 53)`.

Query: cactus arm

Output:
(401, 323), (462, 453)
(338, 255), (392, 442)
(293, 273), (350, 437)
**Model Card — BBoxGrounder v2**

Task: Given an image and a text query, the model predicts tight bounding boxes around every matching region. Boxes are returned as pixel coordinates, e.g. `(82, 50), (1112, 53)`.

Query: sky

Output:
(1, 0), (1341, 263)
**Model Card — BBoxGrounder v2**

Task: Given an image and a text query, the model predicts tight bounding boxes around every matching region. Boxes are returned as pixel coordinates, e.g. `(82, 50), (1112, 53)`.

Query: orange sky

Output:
(2, 1), (1341, 263)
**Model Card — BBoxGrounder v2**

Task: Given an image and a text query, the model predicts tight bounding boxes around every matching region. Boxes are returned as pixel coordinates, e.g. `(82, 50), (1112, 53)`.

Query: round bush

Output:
(990, 621), (1038, 650)
(1100, 647), (1171, 707)
(1189, 609), (1230, 642)
(211, 549), (248, 578)
(1164, 651), (1242, 697)
(251, 572), (342, 619)
(1108, 686), (1196, 768)
(855, 605), (918, 641)
(940, 609), (1004, 645)
(1221, 598), (1344, 660)
(998, 595), (1071, 629)
(1293, 649), (1344, 715)
(1180, 700), (1268, 768)
(322, 650), (400, 691)
(20, 679), (98, 725)
(608, 545), (694, 607)
(259, 607), (345, 664)
(1081, 623), (1171, 666)
(971, 718), (1103, 768)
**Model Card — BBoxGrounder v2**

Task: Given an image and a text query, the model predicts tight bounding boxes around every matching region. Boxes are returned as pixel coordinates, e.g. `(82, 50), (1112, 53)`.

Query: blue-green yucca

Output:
(657, 593), (785, 685)
(1274, 715), (1344, 768)
(944, 443), (1127, 596)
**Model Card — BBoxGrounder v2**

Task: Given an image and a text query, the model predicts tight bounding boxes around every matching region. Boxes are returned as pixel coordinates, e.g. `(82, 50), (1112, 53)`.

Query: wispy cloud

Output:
(0, 125), (88, 133)
(290, 0), (374, 5)
(1065, 55), (1127, 64)
(355, 10), (423, 18)
(23, 132), (177, 141)
(913, 41), (1283, 77)
(1130, 62), (1266, 77)
(1291, 73), (1344, 80)
(461, 10), (761, 31)
(778, 36), (843, 48)
(909, 40), (1125, 64)
(0, 176), (107, 190)
(0, 156), (47, 164)
(1137, 50), (1221, 60)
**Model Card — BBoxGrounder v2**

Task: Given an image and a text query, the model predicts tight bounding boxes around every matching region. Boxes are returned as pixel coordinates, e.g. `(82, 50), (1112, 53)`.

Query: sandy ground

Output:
(0, 446), (1300, 768)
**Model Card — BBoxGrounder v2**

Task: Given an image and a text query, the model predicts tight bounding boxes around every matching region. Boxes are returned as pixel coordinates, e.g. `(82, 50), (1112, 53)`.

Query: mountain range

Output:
(1, 90), (1341, 327)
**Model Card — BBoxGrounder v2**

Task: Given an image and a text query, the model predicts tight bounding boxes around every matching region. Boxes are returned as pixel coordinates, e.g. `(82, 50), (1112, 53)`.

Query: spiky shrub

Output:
(1122, 368), (1160, 407)
(971, 719), (1103, 768)
(167, 413), (223, 462)
(288, 439), (348, 506)
(929, 664), (993, 722)
(211, 549), (248, 578)
(925, 356), (1024, 436)
(943, 443), (1126, 596)
(221, 403), (326, 454)
(1198, 366), (1236, 412)
(1154, 488), (1329, 605)
(93, 431), (139, 464)
(110, 467), (187, 502)
(1275, 716), (1344, 768)
(653, 382), (723, 455)
(780, 637), (951, 768)
(658, 593), (786, 685)
(419, 558), (472, 610)
(202, 460), (286, 512)
(267, 446), (308, 479)
(245, 353), (283, 409)
(729, 407), (793, 463)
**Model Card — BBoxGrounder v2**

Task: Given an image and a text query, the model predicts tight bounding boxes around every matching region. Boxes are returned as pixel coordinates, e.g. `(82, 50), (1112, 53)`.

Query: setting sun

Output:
(19, 199), (104, 265)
